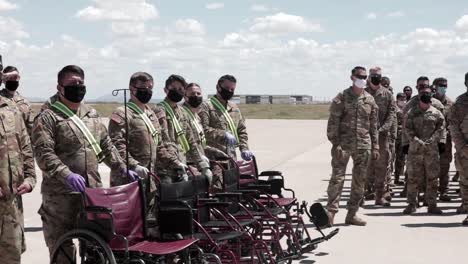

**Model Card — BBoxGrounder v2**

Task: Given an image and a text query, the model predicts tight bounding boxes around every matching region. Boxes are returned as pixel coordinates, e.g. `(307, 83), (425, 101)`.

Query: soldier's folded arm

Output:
(326, 94), (344, 146)
(199, 103), (226, 143)
(379, 98), (396, 133)
(108, 111), (140, 169)
(185, 118), (204, 163)
(32, 112), (73, 183)
(237, 113), (249, 152)
(19, 114), (36, 189)
(369, 101), (380, 151)
(97, 121), (126, 172)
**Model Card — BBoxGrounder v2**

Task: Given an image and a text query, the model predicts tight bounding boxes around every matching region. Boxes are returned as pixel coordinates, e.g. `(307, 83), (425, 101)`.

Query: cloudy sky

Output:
(2, 0), (468, 100)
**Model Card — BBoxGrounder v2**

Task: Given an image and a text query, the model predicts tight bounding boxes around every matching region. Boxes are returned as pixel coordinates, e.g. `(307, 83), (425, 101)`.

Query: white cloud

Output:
(0, 16), (29, 39)
(251, 4), (269, 12)
(249, 13), (322, 35)
(76, 0), (158, 21)
(387, 11), (405, 18)
(111, 22), (145, 36)
(456, 15), (468, 31)
(175, 19), (205, 35)
(366, 12), (377, 20)
(205, 2), (224, 10)
(0, 0), (18, 11)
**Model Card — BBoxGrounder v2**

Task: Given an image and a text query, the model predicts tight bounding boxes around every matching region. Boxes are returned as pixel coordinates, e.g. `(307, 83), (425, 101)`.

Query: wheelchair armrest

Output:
(160, 200), (192, 209)
(259, 171), (283, 177)
(204, 201), (232, 207)
(198, 198), (219, 202)
(236, 189), (260, 195)
(240, 174), (256, 179)
(85, 206), (112, 214)
(213, 192), (243, 198)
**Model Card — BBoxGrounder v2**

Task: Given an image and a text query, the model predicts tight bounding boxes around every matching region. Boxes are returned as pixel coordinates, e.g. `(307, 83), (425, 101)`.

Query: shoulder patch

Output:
(333, 95), (342, 104)
(110, 112), (124, 125)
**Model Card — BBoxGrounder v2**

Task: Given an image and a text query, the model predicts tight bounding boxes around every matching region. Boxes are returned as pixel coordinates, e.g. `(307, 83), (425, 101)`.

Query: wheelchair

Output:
(50, 179), (215, 264)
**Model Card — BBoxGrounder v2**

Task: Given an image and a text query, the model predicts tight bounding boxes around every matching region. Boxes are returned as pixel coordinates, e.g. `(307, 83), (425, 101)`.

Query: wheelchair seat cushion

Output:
(193, 231), (246, 242)
(125, 239), (198, 255)
(257, 197), (297, 207)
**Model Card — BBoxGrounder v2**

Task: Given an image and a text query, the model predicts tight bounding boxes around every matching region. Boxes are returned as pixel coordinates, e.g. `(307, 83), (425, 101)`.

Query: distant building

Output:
(207, 94), (313, 104)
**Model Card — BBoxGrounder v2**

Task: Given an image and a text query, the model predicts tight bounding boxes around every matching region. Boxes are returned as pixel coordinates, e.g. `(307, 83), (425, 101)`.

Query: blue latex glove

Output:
(241, 151), (254, 161)
(122, 169), (139, 182)
(225, 132), (237, 145)
(66, 173), (86, 192)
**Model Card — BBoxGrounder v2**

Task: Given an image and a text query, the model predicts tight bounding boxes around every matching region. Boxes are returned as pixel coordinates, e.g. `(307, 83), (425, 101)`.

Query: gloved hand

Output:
(225, 132), (237, 145)
(241, 150), (254, 161)
(402, 145), (409, 155)
(17, 183), (32, 195)
(66, 173), (86, 192)
(438, 143), (446, 154)
(122, 169), (139, 182)
(198, 160), (213, 184)
(372, 150), (380, 160)
(201, 155), (210, 164)
(414, 137), (426, 146)
(175, 162), (189, 182)
(134, 165), (149, 178)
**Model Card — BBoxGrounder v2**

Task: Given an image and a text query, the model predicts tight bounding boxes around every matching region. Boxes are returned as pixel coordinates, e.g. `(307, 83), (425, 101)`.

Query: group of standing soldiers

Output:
(326, 66), (468, 227)
(0, 63), (253, 264)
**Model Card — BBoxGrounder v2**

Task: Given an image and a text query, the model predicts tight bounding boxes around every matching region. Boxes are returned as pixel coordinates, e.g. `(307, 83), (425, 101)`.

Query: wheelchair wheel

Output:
(50, 229), (116, 264)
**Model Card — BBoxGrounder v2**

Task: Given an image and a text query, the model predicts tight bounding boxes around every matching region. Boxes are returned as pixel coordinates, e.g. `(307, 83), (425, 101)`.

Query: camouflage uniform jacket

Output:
(108, 101), (170, 172)
(32, 95), (125, 195)
(0, 89), (33, 136)
(199, 95), (249, 158)
(151, 98), (203, 171)
(402, 96), (445, 145)
(327, 87), (379, 152)
(365, 86), (396, 135)
(448, 93), (468, 152)
(405, 105), (446, 153)
(395, 107), (404, 144)
(0, 97), (36, 201)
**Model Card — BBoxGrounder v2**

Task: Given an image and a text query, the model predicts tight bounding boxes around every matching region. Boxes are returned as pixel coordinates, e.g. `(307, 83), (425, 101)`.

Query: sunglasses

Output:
(355, 74), (367, 80)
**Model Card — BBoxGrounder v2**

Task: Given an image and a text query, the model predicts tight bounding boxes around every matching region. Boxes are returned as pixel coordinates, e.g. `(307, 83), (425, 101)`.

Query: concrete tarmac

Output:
(22, 119), (466, 264)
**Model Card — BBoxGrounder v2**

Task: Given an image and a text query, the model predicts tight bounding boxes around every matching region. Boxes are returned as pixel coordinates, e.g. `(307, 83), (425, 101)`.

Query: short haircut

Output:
(129, 72), (153, 86)
(186, 82), (200, 90)
(3, 66), (18, 74)
(403, 86), (412, 91)
(369, 66), (382, 74)
(351, 66), (366, 75)
(382, 76), (390, 81)
(416, 76), (429, 83)
(465, 72), (468, 81)
(433, 77), (447, 85)
(165, 74), (187, 88)
(58, 65), (84, 83)
(217, 74), (237, 86)
(396, 92), (406, 99)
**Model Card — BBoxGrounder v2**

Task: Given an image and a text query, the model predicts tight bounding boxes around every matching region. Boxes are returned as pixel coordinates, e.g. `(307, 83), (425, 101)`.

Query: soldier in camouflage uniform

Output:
(394, 93), (407, 185)
(151, 75), (212, 184)
(32, 65), (136, 261)
(403, 86), (413, 102)
(326, 66), (379, 226)
(1, 66), (33, 135)
(0, 96), (36, 264)
(403, 78), (445, 215)
(447, 72), (468, 225)
(199, 75), (253, 161)
(364, 67), (396, 206)
(432, 77), (453, 202)
(183, 83), (229, 191)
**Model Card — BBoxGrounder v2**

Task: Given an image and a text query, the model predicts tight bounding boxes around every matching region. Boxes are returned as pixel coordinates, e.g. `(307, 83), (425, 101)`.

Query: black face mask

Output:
(5, 81), (19, 91)
(370, 75), (382, 86)
(420, 92), (432, 104)
(187, 96), (203, 108)
(167, 89), (183, 103)
(219, 87), (234, 101)
(135, 89), (152, 104)
(63, 84), (86, 103)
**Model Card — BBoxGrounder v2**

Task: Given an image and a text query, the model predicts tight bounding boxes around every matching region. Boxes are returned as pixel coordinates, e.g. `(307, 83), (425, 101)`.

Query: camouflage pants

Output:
(326, 146), (370, 213)
(439, 134), (452, 193)
(367, 134), (390, 197)
(0, 199), (24, 264)
(38, 194), (83, 263)
(455, 152), (468, 211)
(394, 140), (406, 177)
(407, 148), (439, 206)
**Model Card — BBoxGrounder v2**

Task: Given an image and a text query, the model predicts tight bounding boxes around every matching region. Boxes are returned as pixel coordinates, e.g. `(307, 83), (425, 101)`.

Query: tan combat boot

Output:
(326, 211), (336, 227)
(375, 192), (391, 207)
(403, 204), (417, 215)
(462, 216), (468, 226)
(427, 205), (443, 215)
(345, 211), (367, 226)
